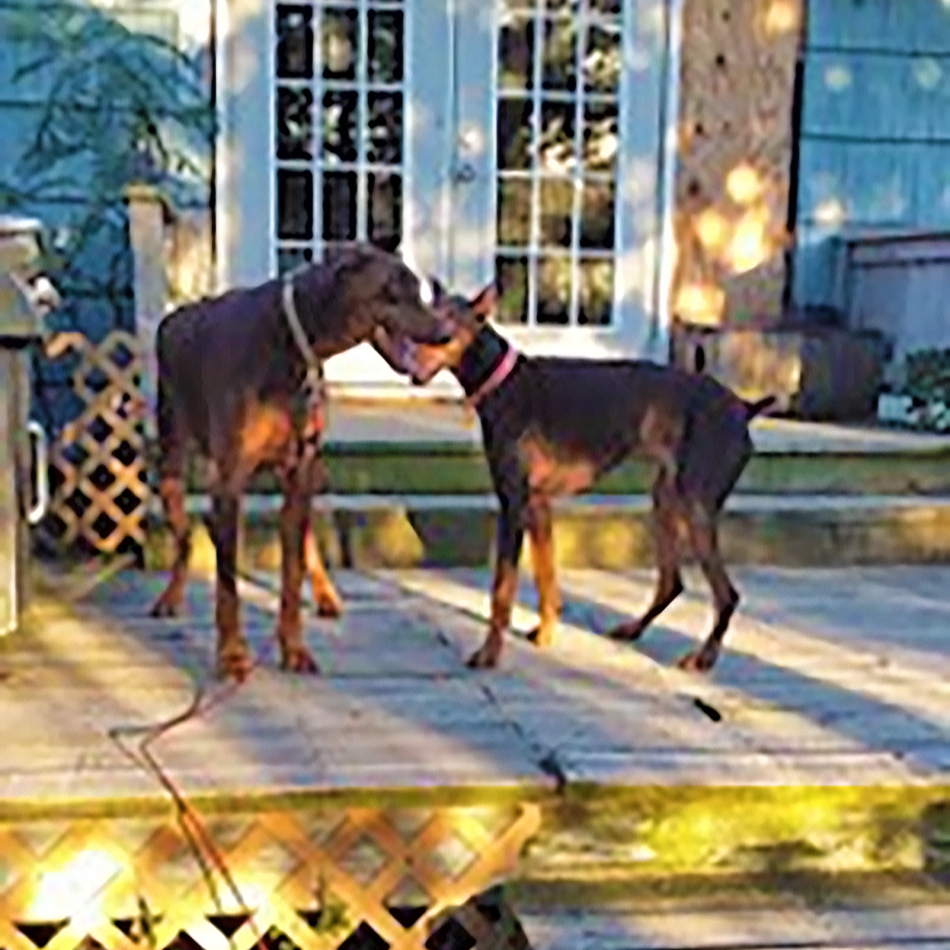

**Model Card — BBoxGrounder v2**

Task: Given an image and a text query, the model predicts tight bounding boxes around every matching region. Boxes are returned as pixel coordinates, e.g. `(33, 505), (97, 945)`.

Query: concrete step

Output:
(143, 493), (950, 570)
(180, 444), (950, 496)
(513, 880), (950, 950)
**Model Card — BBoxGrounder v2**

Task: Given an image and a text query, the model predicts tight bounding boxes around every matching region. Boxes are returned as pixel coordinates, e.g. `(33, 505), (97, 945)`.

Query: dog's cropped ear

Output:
(469, 282), (498, 322)
(423, 275), (446, 306)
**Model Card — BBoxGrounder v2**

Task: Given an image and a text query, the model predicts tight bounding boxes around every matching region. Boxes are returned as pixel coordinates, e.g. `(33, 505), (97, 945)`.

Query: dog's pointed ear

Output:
(470, 282), (498, 322)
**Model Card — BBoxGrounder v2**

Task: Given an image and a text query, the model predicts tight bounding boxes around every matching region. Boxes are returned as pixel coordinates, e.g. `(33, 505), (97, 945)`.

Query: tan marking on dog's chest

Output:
(519, 434), (596, 496)
(237, 400), (296, 464)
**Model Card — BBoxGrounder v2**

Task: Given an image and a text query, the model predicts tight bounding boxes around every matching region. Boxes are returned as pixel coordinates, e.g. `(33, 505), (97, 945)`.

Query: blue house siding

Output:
(794, 0), (950, 308)
(0, 0), (211, 430)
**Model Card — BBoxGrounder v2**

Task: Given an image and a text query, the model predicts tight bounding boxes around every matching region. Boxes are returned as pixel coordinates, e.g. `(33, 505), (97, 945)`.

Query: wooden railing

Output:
(43, 330), (152, 557)
(0, 800), (539, 950)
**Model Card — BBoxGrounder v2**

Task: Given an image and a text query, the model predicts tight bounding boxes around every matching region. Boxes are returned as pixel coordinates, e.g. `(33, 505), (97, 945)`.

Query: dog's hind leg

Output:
(150, 370), (192, 618)
(208, 478), (252, 681)
(609, 471), (685, 642)
(677, 498), (738, 672)
(675, 420), (751, 672)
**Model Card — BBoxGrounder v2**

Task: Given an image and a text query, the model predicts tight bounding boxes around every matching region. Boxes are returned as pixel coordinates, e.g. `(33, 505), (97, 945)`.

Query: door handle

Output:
(26, 420), (48, 526)
(452, 162), (477, 184)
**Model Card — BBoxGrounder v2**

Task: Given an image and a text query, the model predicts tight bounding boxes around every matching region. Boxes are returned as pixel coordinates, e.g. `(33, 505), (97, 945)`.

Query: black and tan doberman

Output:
(150, 244), (452, 681)
(377, 282), (774, 673)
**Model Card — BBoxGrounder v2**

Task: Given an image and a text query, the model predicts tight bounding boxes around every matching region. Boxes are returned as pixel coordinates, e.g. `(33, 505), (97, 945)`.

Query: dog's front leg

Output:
(301, 453), (343, 618)
(468, 495), (524, 670)
(276, 475), (320, 674)
(525, 493), (560, 648)
(209, 487), (252, 681)
(304, 520), (343, 618)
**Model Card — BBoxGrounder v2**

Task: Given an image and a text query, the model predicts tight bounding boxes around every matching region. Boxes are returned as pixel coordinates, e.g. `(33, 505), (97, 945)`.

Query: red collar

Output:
(465, 346), (520, 409)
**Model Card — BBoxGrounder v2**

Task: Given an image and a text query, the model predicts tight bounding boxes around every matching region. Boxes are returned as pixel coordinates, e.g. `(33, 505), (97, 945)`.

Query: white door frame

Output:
(445, 0), (681, 365)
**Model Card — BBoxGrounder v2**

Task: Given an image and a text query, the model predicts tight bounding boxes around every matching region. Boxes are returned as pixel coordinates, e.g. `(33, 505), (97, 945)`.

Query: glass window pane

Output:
(537, 254), (571, 324)
(278, 246), (314, 275)
(584, 22), (621, 93)
(497, 98), (534, 171)
(538, 100), (576, 173)
(539, 178), (574, 247)
(368, 172), (402, 251)
(582, 100), (618, 173)
(497, 177), (533, 247)
(277, 4), (314, 80)
(496, 256), (530, 324)
(580, 179), (615, 249)
(322, 90), (358, 163)
(544, 0), (580, 13)
(542, 17), (577, 92)
(322, 171), (358, 240)
(277, 85), (314, 161)
(322, 6), (359, 81)
(589, 0), (622, 15)
(578, 257), (614, 325)
(366, 92), (403, 164)
(368, 10), (404, 83)
(498, 16), (534, 91)
(277, 169), (314, 240)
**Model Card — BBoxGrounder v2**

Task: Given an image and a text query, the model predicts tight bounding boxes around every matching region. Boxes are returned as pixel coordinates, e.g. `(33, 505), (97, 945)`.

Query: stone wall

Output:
(671, 0), (804, 330)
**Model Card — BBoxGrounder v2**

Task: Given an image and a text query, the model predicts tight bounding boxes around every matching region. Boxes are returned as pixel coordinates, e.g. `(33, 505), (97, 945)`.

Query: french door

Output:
(268, 0), (675, 391)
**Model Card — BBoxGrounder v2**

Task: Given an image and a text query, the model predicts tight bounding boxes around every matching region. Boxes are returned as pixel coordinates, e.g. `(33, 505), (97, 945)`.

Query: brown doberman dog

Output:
(150, 244), (452, 681)
(377, 282), (774, 673)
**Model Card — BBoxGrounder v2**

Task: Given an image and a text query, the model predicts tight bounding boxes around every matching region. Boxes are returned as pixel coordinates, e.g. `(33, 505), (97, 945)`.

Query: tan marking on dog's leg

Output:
(526, 495), (560, 648)
(304, 518), (343, 617)
(150, 476), (191, 617)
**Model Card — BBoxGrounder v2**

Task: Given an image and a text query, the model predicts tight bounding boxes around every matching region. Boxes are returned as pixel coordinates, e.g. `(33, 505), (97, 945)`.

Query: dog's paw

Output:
(217, 649), (254, 683)
(676, 646), (718, 673)
(466, 644), (500, 670)
(606, 621), (645, 642)
(280, 645), (320, 675)
(526, 625), (553, 649)
(313, 588), (344, 619)
(149, 597), (179, 618)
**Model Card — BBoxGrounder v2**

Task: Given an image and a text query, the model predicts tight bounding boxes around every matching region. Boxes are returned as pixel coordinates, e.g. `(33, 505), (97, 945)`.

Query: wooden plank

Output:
(522, 900), (950, 950)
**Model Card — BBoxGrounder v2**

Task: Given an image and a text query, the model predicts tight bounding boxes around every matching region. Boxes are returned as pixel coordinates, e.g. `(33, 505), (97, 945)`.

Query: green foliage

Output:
(0, 1), (216, 428)
(906, 347), (950, 406)
(2, 1), (213, 202)
(0, 0), (214, 290)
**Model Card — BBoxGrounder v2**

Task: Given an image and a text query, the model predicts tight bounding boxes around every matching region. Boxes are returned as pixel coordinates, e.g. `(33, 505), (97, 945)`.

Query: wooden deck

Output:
(0, 565), (948, 950)
(3, 564), (947, 807)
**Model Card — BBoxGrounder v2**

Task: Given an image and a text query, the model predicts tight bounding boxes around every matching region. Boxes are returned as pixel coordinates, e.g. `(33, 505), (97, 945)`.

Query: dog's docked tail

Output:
(742, 395), (777, 420)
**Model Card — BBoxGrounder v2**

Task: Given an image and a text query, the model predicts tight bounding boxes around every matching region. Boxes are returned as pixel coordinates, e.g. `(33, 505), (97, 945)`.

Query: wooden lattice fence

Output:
(0, 802), (539, 950)
(43, 330), (152, 557)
